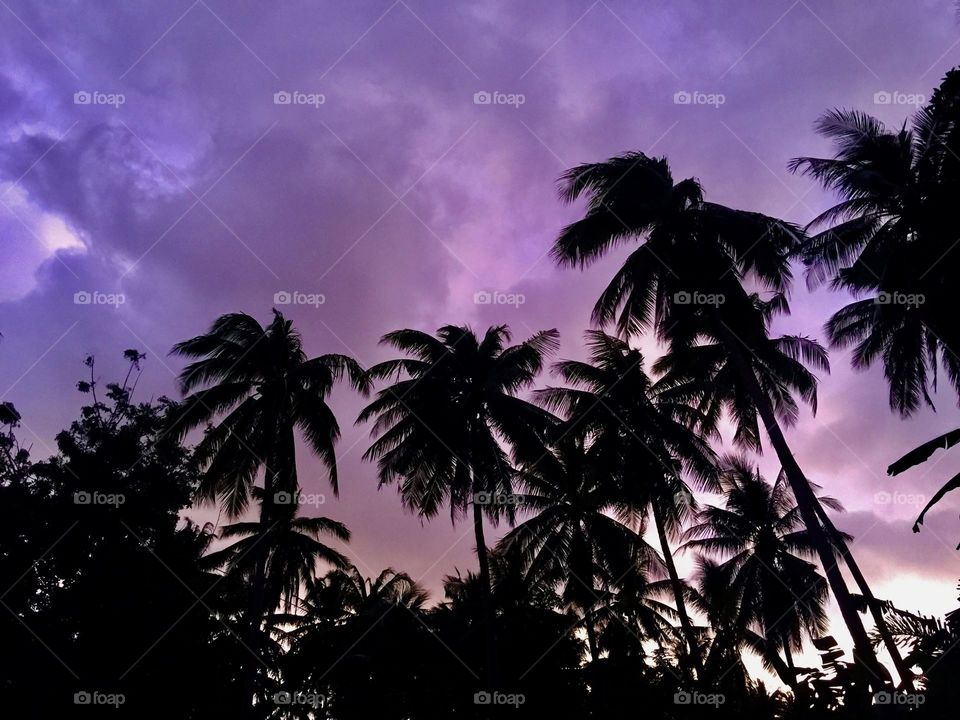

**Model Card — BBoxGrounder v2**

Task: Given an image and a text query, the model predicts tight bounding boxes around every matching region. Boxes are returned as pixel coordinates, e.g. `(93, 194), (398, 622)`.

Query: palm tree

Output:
(312, 564), (430, 617)
(169, 310), (368, 710)
(358, 324), (559, 690)
(682, 456), (833, 690)
(552, 152), (890, 686)
(789, 80), (960, 685)
(170, 310), (369, 517)
(534, 330), (718, 676)
(596, 563), (688, 667)
(281, 564), (432, 717)
(497, 435), (660, 662)
(688, 555), (756, 689)
(789, 70), (960, 416)
(202, 501), (351, 615)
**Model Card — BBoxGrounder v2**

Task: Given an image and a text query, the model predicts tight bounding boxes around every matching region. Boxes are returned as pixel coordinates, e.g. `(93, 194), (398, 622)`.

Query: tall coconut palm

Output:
(682, 456), (833, 690)
(170, 310), (369, 517)
(534, 330), (718, 676)
(358, 324), (559, 690)
(789, 80), (960, 685)
(169, 310), (368, 711)
(496, 436), (660, 662)
(552, 152), (890, 687)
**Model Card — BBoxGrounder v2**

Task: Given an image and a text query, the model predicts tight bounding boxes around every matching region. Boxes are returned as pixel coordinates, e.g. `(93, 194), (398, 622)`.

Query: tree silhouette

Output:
(682, 456), (833, 691)
(202, 495), (351, 615)
(790, 75), (960, 686)
(535, 330), (718, 677)
(168, 310), (368, 711)
(0, 352), (244, 717)
(497, 435), (659, 662)
(359, 324), (558, 692)
(552, 152), (889, 687)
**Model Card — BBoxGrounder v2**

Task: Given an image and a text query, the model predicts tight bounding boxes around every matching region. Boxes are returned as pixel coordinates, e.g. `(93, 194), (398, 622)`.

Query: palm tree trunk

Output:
(650, 500), (703, 680)
(473, 501), (500, 697)
(242, 550), (269, 716)
(241, 427), (295, 716)
(719, 334), (890, 689)
(239, 495), (271, 718)
(585, 613), (600, 662)
(814, 503), (915, 690)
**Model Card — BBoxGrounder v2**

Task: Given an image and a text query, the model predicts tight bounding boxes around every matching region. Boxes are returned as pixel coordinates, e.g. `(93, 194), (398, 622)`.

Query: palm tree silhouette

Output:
(281, 564), (432, 717)
(552, 152), (889, 687)
(170, 310), (369, 515)
(169, 309), (368, 710)
(682, 456), (833, 690)
(688, 553), (785, 695)
(312, 564), (430, 616)
(358, 324), (559, 690)
(497, 435), (658, 662)
(789, 73), (960, 415)
(789, 83), (960, 686)
(535, 330), (718, 676)
(202, 499), (351, 615)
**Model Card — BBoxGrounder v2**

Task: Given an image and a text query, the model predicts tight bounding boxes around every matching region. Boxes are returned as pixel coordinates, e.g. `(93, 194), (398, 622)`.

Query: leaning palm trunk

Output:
(720, 333), (890, 689)
(651, 500), (703, 680)
(814, 504), (915, 690)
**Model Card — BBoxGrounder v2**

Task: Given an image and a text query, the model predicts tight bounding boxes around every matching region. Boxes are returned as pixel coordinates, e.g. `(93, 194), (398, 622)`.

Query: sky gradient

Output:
(3, 0), (960, 664)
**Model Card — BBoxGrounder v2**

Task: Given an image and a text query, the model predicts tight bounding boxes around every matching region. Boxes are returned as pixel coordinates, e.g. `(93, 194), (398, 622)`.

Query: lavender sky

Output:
(3, 0), (960, 657)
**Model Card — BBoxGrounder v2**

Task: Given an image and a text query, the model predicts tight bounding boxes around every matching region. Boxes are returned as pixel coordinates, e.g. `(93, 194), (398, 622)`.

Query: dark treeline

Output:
(5, 70), (960, 720)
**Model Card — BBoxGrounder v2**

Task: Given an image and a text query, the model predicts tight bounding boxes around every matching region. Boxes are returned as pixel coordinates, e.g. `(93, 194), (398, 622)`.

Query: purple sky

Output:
(3, 0), (960, 661)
